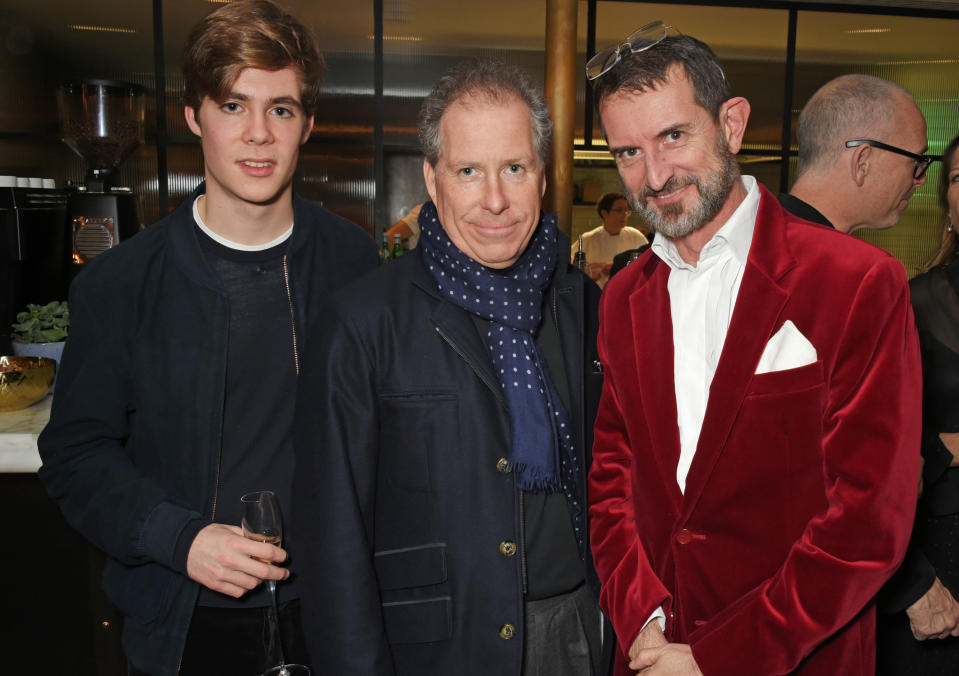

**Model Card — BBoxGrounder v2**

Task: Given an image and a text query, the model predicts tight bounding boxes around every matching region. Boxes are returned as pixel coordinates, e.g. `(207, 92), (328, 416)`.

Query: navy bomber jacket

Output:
(38, 184), (378, 675)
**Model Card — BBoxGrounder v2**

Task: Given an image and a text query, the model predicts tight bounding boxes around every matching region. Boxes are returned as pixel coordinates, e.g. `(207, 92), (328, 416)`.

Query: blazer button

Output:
(499, 623), (516, 639)
(496, 457), (511, 474)
(676, 528), (693, 544)
(499, 541), (517, 557)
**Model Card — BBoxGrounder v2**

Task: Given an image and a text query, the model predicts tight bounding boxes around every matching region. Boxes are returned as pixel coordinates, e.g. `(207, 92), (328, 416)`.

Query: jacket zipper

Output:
(433, 325), (504, 406)
(209, 298), (231, 523)
(283, 255), (300, 375)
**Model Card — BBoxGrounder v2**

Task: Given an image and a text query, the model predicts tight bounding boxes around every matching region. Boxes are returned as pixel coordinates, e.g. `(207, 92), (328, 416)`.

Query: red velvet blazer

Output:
(588, 184), (922, 676)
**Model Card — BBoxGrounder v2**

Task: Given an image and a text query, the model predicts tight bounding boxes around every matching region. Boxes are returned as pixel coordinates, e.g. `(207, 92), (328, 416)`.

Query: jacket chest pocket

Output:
(378, 391), (458, 493)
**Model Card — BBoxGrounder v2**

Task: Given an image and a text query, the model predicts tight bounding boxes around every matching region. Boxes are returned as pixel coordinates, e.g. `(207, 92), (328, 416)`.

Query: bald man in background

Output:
(781, 73), (932, 232)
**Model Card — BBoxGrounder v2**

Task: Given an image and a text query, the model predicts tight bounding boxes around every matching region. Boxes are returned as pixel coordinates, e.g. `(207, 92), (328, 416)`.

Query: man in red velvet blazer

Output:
(586, 27), (923, 676)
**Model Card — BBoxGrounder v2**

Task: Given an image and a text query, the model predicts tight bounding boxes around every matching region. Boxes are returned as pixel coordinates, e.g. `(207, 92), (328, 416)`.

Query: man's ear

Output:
(719, 96), (750, 154)
(185, 106), (202, 137)
(300, 115), (314, 145)
(849, 144), (870, 187)
(423, 157), (438, 205)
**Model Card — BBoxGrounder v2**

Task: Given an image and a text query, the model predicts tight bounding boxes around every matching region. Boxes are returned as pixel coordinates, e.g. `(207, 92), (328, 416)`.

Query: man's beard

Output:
(626, 137), (740, 240)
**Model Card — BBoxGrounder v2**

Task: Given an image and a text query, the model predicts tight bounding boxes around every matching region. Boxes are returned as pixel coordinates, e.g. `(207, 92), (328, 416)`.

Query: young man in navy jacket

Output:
(37, 2), (378, 674)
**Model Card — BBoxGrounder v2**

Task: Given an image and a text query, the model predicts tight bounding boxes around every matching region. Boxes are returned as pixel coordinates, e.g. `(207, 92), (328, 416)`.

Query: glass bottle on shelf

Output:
(573, 234), (591, 277)
(391, 233), (404, 259)
(380, 232), (391, 262)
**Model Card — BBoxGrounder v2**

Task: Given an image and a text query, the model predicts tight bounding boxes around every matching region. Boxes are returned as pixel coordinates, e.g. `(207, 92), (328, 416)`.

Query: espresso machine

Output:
(57, 80), (145, 269)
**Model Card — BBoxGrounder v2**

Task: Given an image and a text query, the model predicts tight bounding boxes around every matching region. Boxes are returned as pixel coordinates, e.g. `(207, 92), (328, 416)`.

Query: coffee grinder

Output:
(57, 80), (145, 269)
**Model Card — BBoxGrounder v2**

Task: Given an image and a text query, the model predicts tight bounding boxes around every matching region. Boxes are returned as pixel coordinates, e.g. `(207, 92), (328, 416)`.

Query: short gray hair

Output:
(419, 57), (553, 167)
(796, 74), (914, 176)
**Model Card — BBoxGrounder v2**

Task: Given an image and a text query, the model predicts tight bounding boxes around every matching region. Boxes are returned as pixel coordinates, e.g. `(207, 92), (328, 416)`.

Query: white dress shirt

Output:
(640, 175), (760, 635)
(650, 175), (759, 492)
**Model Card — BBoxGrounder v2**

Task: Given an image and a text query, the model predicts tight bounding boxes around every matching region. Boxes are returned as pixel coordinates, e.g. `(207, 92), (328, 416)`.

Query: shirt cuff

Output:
(643, 605), (666, 633)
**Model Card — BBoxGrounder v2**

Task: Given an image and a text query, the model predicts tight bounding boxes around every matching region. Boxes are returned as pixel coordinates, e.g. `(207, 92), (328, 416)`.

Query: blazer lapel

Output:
(629, 258), (684, 509)
(680, 186), (797, 517)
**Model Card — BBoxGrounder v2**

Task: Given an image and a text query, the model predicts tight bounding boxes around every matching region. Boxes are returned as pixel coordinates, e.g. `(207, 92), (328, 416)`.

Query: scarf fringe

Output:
(510, 462), (562, 492)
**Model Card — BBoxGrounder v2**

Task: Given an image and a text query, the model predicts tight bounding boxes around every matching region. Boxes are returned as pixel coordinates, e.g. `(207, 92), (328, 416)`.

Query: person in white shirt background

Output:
(575, 191), (648, 288)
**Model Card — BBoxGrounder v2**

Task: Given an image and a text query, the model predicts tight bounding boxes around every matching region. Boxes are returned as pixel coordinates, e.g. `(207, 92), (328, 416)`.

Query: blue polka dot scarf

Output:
(418, 200), (574, 493)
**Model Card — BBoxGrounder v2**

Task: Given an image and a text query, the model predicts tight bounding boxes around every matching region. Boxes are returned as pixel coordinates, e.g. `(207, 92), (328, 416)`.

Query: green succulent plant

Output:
(12, 301), (69, 343)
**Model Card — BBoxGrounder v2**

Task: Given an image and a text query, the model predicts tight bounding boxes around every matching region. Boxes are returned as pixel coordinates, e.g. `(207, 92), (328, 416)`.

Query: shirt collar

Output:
(651, 175), (760, 271)
(192, 195), (294, 252)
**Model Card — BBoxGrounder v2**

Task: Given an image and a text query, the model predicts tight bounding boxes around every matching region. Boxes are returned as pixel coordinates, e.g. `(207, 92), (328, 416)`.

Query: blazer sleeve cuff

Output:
(923, 434), (953, 488)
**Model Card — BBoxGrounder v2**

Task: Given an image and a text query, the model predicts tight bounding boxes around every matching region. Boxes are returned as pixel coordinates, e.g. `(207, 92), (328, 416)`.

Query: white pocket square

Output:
(755, 320), (818, 374)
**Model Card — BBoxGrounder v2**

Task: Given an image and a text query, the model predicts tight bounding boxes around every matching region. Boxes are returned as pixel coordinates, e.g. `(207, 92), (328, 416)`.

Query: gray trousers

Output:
(522, 583), (603, 676)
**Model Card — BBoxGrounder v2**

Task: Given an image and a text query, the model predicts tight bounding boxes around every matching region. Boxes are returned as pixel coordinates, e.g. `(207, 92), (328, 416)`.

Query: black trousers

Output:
(129, 599), (309, 676)
(877, 512), (959, 675)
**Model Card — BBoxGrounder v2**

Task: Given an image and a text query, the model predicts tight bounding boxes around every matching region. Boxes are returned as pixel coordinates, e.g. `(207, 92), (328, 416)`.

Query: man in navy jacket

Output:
(37, 2), (378, 674)
(293, 58), (609, 676)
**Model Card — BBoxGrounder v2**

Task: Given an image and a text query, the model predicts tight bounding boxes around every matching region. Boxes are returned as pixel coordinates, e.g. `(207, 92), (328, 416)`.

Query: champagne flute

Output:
(241, 490), (310, 676)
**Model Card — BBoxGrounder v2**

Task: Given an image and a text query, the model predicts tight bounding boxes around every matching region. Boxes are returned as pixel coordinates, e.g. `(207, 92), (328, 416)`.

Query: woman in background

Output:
(878, 133), (959, 674)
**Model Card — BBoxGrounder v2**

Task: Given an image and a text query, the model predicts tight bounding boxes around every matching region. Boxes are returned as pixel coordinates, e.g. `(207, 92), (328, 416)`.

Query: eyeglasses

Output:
(608, 208), (632, 214)
(586, 21), (676, 81)
(844, 139), (939, 180)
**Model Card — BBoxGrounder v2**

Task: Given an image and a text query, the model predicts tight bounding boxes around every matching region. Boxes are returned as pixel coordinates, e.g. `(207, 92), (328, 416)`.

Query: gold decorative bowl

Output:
(0, 356), (55, 412)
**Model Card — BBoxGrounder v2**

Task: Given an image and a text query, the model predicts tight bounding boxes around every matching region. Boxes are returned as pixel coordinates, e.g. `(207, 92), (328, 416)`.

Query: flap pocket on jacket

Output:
(374, 542), (448, 590)
(382, 596), (452, 644)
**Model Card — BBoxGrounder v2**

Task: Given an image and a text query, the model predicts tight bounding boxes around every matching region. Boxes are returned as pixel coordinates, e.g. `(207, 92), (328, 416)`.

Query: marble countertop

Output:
(0, 394), (50, 473)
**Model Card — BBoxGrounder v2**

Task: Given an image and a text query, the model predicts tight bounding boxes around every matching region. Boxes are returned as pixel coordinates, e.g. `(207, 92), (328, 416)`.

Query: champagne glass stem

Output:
(267, 578), (287, 666)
